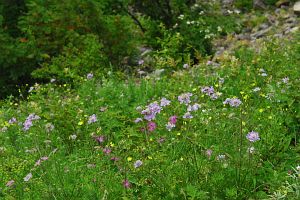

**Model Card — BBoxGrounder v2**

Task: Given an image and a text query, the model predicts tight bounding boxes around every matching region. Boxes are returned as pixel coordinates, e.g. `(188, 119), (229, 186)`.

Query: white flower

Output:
(70, 134), (77, 140)
(24, 173), (32, 182)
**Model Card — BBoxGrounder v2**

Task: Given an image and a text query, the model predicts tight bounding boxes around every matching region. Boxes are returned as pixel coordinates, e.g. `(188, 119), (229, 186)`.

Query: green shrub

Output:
(31, 34), (108, 82)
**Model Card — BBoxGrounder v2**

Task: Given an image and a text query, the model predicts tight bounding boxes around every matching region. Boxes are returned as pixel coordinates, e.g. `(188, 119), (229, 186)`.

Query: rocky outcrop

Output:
(294, 1), (300, 15)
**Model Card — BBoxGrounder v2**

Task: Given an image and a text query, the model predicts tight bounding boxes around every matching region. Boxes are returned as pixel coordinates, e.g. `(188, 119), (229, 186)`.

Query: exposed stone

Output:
(276, 0), (290, 7)
(284, 26), (299, 34)
(285, 17), (297, 24)
(251, 27), (272, 39)
(294, 1), (300, 15)
(258, 23), (269, 30)
(253, 0), (267, 9)
(274, 33), (284, 38)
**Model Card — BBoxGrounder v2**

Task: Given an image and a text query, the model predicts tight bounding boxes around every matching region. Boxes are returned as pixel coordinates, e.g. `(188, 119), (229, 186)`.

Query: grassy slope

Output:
(1, 14), (300, 200)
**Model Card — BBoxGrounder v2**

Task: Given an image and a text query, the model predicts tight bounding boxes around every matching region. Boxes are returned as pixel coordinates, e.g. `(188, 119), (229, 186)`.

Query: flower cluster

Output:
(178, 93), (193, 105)
(23, 113), (40, 131)
(160, 98), (171, 107)
(223, 98), (242, 107)
(201, 86), (221, 100)
(88, 114), (97, 124)
(166, 115), (177, 131)
(141, 102), (162, 121)
(8, 117), (17, 124)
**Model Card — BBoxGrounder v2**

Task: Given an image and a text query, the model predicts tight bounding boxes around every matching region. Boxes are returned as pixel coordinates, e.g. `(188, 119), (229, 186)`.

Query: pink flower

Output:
(169, 116), (177, 124)
(6, 180), (15, 187)
(34, 159), (42, 166)
(206, 149), (213, 158)
(123, 179), (131, 189)
(94, 135), (105, 143)
(103, 147), (111, 155)
(147, 122), (156, 132)
(111, 157), (120, 161)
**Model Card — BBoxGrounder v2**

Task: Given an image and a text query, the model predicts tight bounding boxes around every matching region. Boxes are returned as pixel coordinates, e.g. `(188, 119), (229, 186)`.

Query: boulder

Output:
(294, 1), (300, 15)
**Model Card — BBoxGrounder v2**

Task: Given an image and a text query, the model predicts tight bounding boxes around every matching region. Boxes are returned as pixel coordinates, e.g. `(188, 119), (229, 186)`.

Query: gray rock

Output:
(237, 34), (251, 40)
(253, 0), (267, 9)
(274, 33), (284, 38)
(251, 27), (272, 38)
(285, 17), (297, 24)
(259, 23), (270, 30)
(276, 0), (290, 7)
(284, 26), (299, 34)
(294, 1), (300, 15)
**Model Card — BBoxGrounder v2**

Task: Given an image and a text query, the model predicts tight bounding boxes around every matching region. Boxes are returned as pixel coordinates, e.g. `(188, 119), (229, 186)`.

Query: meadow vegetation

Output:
(0, 0), (300, 199)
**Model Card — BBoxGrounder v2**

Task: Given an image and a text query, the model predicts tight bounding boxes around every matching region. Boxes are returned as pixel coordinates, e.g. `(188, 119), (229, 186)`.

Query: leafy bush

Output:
(31, 34), (108, 82)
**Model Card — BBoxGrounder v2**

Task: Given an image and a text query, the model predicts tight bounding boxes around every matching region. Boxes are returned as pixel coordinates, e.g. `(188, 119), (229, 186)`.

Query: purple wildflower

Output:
(134, 118), (143, 123)
(141, 102), (161, 121)
(166, 122), (175, 131)
(87, 73), (93, 79)
(229, 98), (242, 107)
(147, 122), (156, 132)
(188, 103), (201, 112)
(223, 98), (231, 105)
(160, 97), (171, 107)
(123, 179), (131, 189)
(23, 120), (33, 131)
(88, 114), (97, 124)
(134, 160), (143, 168)
(183, 112), (193, 119)
(246, 131), (260, 142)
(8, 117), (17, 124)
(230, 98), (242, 107)
(201, 86), (215, 96)
(178, 93), (193, 105)
(27, 114), (40, 121)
